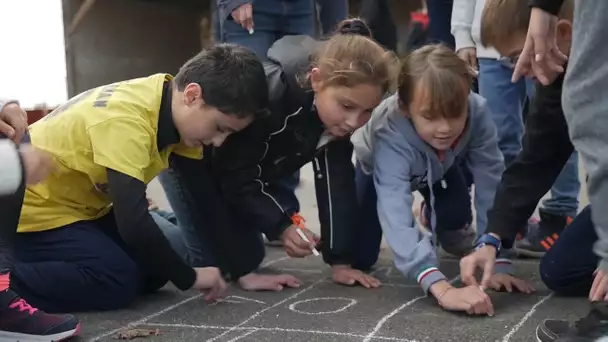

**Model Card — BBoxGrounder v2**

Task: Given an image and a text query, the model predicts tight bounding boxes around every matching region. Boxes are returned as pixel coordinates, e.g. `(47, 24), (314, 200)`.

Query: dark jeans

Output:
(540, 205), (597, 296)
(315, 0), (348, 36)
(426, 0), (455, 48)
(359, 0), (397, 51)
(221, 0), (315, 58)
(352, 159), (472, 270)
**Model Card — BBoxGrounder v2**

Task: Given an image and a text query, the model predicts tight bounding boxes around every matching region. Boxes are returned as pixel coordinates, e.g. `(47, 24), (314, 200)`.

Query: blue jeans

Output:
(426, 0), (455, 48)
(478, 58), (580, 218)
(315, 0), (348, 36)
(221, 0), (315, 58)
(540, 205), (597, 296)
(352, 160), (472, 270)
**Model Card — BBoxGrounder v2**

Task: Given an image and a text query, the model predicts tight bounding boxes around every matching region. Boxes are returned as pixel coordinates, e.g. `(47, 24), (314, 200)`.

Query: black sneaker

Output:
(536, 319), (571, 341)
(0, 289), (81, 341)
(551, 302), (608, 342)
(515, 209), (572, 258)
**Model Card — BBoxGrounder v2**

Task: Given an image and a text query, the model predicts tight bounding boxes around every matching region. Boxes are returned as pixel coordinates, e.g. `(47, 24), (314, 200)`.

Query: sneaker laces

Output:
(9, 298), (38, 315)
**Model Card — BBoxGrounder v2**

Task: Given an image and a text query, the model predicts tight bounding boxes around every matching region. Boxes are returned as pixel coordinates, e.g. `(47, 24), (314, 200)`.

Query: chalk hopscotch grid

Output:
(90, 255), (554, 342)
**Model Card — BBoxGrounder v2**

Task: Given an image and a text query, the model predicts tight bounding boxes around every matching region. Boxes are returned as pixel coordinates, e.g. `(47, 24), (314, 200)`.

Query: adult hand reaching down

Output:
(460, 243), (498, 289)
(456, 47), (478, 75)
(231, 2), (254, 33)
(192, 267), (227, 301)
(0, 102), (28, 145)
(590, 269), (608, 302)
(511, 7), (568, 85)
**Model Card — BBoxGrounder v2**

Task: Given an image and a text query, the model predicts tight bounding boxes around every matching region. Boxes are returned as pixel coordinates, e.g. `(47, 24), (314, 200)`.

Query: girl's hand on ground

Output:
(437, 285), (495, 316)
(231, 3), (254, 32)
(193, 267), (227, 301)
(20, 145), (54, 184)
(238, 273), (301, 291)
(0, 103), (28, 145)
(488, 274), (535, 294)
(281, 225), (318, 258)
(590, 269), (608, 302)
(331, 265), (381, 289)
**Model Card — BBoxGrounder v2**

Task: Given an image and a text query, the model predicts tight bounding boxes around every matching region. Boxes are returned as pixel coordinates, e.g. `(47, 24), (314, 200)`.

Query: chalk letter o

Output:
(288, 297), (357, 315)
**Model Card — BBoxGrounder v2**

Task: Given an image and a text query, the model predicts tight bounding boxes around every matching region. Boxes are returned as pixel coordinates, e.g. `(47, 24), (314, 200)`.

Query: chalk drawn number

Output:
(288, 297), (357, 315)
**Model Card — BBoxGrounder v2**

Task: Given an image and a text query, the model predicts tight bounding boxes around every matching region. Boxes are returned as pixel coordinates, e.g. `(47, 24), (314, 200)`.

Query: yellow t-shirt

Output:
(19, 73), (202, 233)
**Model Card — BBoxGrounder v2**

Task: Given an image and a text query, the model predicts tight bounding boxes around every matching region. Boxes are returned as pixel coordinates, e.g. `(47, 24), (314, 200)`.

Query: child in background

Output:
(460, 0), (608, 340)
(451, 0), (580, 258)
(351, 45), (534, 315)
(4, 44), (269, 314)
(0, 100), (80, 341)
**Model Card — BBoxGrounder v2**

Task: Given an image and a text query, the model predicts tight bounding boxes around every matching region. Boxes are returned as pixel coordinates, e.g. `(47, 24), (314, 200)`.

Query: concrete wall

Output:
(63, 0), (204, 96)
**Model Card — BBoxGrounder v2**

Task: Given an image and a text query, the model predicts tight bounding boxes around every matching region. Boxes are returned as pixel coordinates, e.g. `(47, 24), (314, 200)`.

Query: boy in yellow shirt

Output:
(0, 43), (269, 321)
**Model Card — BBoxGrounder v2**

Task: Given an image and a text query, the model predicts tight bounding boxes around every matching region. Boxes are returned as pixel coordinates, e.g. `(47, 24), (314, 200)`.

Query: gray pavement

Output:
(74, 163), (591, 341)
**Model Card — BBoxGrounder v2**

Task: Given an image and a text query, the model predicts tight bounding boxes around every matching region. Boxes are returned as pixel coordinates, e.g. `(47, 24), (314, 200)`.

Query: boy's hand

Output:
(0, 102), (28, 145)
(488, 274), (535, 294)
(437, 285), (495, 316)
(460, 244), (497, 289)
(231, 3), (254, 32)
(281, 225), (319, 258)
(332, 265), (381, 289)
(192, 267), (227, 301)
(456, 47), (478, 73)
(20, 145), (54, 184)
(512, 8), (568, 85)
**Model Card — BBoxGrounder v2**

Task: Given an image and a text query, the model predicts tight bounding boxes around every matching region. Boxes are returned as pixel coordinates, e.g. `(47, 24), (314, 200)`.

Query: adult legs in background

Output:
(418, 158), (475, 257)
(477, 58), (529, 167)
(351, 162), (384, 271)
(425, 0), (455, 48)
(359, 0), (397, 51)
(315, 0), (348, 36)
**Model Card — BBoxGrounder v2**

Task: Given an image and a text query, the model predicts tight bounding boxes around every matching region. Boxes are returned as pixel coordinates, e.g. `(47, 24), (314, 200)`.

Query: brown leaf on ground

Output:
(112, 328), (162, 340)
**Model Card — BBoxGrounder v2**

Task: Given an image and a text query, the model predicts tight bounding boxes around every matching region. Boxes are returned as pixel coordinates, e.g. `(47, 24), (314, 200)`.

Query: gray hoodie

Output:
(352, 93), (511, 294)
(0, 98), (23, 195)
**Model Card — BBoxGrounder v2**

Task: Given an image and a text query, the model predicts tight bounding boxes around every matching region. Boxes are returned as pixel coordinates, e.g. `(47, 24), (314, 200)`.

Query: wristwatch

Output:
(474, 234), (502, 255)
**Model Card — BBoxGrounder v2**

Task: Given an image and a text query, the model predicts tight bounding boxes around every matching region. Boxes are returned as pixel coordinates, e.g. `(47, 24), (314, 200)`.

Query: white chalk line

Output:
(206, 277), (327, 341)
(501, 292), (554, 342)
(276, 267), (324, 274)
(226, 328), (259, 342)
(288, 297), (357, 315)
(362, 276), (460, 342)
(143, 323), (415, 342)
(89, 255), (290, 341)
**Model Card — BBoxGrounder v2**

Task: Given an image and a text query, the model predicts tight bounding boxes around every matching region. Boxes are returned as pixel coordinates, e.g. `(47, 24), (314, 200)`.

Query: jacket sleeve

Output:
(0, 140), (23, 195)
(487, 77), (573, 247)
(373, 121), (446, 294)
(212, 122), (293, 242)
(312, 139), (357, 266)
(528, 0), (564, 15)
(451, 0), (477, 52)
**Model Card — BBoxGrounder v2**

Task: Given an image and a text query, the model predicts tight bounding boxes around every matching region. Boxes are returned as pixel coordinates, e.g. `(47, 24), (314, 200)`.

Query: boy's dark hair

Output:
(398, 44), (473, 119)
(174, 44), (269, 119)
(481, 0), (574, 48)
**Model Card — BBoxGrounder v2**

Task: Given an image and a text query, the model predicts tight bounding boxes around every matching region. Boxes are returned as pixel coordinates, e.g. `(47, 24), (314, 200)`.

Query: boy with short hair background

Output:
(451, 0), (580, 258)
(459, 1), (608, 340)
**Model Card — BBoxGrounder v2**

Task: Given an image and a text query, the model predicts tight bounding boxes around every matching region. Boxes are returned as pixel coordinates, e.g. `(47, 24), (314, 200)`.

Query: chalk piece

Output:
(296, 228), (320, 256)
(248, 28), (254, 34)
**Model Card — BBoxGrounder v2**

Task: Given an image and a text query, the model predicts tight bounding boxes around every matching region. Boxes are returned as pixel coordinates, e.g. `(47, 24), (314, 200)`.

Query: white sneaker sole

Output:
(0, 325), (79, 342)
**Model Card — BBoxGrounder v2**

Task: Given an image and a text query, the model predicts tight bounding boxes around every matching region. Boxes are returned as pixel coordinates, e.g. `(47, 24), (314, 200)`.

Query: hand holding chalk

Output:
(296, 228), (320, 256)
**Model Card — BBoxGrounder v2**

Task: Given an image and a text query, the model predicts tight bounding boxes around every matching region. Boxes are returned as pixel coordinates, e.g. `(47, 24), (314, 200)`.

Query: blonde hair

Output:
(398, 44), (473, 119)
(305, 30), (398, 94)
(481, 0), (574, 48)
